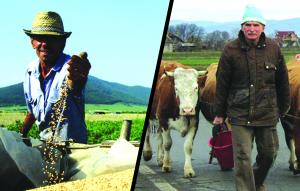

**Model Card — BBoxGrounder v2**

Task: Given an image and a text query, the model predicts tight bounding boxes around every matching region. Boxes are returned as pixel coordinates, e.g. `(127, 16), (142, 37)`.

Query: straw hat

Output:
(241, 5), (266, 25)
(24, 11), (71, 38)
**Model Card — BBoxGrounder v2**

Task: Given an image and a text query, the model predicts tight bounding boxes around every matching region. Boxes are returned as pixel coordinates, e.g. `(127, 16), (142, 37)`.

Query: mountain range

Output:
(170, 18), (300, 37)
(0, 76), (151, 106)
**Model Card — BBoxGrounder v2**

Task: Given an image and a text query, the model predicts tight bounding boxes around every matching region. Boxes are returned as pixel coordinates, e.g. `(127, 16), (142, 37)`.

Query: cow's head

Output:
(165, 68), (206, 116)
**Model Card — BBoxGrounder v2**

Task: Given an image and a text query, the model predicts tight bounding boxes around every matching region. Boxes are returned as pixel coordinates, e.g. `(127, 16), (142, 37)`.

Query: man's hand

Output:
(66, 52), (91, 93)
(213, 116), (224, 125)
(20, 112), (35, 147)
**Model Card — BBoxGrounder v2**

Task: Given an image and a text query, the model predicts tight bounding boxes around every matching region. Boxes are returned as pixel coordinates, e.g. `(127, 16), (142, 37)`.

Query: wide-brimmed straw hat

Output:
(23, 11), (71, 38)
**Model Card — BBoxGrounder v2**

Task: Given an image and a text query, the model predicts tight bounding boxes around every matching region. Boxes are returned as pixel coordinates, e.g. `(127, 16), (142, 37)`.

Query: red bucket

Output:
(208, 131), (234, 170)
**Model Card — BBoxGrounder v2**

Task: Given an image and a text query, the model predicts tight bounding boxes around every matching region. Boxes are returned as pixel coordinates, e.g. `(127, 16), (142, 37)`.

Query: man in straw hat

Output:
(213, 5), (290, 191)
(20, 11), (91, 144)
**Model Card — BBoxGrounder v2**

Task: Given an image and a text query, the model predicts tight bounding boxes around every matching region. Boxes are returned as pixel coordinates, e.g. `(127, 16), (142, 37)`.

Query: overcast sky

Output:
(0, 0), (169, 88)
(171, 0), (300, 22)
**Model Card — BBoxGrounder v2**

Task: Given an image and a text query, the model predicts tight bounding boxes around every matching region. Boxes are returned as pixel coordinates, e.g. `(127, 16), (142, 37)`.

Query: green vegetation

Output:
(162, 48), (300, 70)
(282, 48), (300, 62)
(163, 51), (220, 70)
(0, 104), (146, 144)
(85, 103), (147, 114)
(86, 119), (144, 144)
(0, 105), (27, 113)
(0, 103), (147, 114)
(4, 118), (144, 144)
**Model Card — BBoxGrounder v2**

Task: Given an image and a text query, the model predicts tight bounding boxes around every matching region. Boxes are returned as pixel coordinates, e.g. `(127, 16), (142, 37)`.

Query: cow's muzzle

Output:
(181, 107), (196, 116)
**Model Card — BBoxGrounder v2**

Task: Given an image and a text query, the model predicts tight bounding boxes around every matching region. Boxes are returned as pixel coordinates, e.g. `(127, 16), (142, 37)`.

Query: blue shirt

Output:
(23, 53), (87, 143)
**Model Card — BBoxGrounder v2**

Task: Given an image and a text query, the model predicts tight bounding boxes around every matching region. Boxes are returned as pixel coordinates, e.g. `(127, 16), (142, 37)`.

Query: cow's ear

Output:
(198, 75), (207, 88)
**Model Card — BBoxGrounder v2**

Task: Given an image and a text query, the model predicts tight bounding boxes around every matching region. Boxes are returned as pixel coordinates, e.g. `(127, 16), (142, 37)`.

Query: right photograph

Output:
(135, 0), (300, 190)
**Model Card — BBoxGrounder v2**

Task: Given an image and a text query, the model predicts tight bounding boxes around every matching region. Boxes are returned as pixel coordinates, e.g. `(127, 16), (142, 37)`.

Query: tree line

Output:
(168, 23), (238, 50)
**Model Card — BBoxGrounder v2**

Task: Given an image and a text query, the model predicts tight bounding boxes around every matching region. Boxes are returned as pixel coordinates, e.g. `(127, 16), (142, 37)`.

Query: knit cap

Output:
(242, 5), (266, 25)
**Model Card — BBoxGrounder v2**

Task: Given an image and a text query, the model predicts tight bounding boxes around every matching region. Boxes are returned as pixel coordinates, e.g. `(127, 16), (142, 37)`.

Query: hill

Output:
(170, 18), (300, 37)
(0, 76), (151, 106)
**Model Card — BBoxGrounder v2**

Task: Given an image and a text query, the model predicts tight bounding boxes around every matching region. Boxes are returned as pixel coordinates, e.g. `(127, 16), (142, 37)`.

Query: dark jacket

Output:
(215, 31), (290, 126)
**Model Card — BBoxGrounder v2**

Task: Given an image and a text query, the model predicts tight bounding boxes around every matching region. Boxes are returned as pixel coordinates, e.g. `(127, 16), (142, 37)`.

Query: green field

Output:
(85, 103), (147, 114)
(163, 51), (219, 70)
(162, 48), (300, 70)
(0, 103), (147, 114)
(0, 103), (147, 144)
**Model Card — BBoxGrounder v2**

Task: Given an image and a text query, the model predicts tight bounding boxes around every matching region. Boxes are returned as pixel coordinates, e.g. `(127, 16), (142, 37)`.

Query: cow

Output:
(199, 61), (300, 174)
(143, 61), (206, 178)
(198, 64), (218, 123)
(281, 59), (300, 174)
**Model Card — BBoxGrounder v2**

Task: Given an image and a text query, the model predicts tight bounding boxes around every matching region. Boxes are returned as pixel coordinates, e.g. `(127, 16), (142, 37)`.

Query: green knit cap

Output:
(24, 11), (71, 38)
(242, 5), (266, 25)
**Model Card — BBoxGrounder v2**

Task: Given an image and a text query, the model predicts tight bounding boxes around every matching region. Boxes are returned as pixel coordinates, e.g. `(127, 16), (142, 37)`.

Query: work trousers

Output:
(231, 124), (279, 191)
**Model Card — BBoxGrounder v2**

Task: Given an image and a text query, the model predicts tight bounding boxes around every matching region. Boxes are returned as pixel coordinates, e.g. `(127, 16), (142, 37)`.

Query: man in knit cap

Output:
(20, 11), (91, 144)
(213, 5), (290, 191)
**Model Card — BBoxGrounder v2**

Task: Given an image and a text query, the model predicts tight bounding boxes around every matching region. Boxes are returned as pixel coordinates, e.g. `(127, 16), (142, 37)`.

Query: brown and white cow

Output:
(281, 59), (300, 174)
(143, 61), (206, 178)
(198, 64), (218, 123)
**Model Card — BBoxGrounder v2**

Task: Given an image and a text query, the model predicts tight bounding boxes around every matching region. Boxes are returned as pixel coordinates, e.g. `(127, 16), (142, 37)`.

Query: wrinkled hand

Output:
(66, 52), (91, 93)
(213, 116), (224, 125)
(67, 52), (91, 82)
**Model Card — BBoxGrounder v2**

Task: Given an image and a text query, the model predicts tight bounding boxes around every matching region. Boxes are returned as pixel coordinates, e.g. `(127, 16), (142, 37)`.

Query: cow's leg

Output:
(183, 119), (197, 178)
(289, 139), (297, 170)
(294, 125), (300, 174)
(143, 120), (153, 161)
(281, 118), (297, 170)
(157, 128), (164, 167)
(162, 128), (172, 172)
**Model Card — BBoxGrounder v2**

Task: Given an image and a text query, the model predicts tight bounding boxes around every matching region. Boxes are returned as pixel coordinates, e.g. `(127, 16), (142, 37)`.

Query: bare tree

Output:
(204, 30), (230, 50)
(168, 23), (234, 50)
(168, 23), (205, 43)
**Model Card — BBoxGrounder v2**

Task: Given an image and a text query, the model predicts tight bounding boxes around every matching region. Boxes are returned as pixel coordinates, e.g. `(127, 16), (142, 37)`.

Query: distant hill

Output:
(0, 76), (151, 106)
(170, 18), (300, 37)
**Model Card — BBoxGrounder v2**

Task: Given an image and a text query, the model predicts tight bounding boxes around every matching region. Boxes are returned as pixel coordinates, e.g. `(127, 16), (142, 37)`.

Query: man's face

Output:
(31, 35), (66, 66)
(242, 21), (264, 43)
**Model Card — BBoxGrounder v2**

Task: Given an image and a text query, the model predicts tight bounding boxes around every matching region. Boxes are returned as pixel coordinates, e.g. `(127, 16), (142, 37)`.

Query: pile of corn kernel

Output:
(29, 168), (134, 191)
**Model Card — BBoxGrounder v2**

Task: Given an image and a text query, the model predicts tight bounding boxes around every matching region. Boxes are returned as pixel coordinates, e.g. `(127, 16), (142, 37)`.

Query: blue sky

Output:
(0, 0), (170, 88)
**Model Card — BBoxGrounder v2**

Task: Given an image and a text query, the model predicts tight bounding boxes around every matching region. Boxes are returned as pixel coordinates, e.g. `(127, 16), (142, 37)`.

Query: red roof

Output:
(276, 31), (296, 38)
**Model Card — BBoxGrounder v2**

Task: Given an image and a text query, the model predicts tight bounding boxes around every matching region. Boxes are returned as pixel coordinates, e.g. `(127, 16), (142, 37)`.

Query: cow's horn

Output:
(165, 71), (174, 77)
(197, 70), (207, 76)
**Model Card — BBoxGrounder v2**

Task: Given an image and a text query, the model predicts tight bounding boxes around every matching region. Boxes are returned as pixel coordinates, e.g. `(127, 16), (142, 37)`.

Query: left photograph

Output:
(0, 1), (170, 191)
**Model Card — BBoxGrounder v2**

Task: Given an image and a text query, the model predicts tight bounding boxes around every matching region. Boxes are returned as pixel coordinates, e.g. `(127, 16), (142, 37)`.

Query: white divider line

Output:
(139, 165), (179, 191)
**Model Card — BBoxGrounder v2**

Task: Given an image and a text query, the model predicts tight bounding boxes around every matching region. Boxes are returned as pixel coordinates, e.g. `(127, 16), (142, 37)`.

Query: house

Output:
(164, 32), (184, 52)
(275, 31), (300, 48)
(177, 42), (197, 51)
(164, 32), (197, 52)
